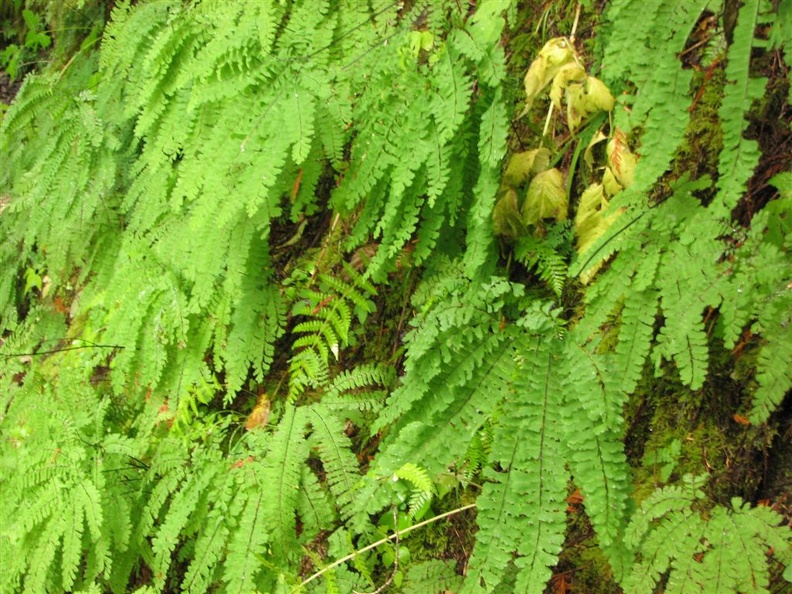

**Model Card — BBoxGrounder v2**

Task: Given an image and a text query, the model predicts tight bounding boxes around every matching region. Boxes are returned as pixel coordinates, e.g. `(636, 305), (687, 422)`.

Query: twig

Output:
(570, 3), (582, 42)
(354, 507), (400, 594)
(293, 503), (477, 592)
(1, 340), (124, 358)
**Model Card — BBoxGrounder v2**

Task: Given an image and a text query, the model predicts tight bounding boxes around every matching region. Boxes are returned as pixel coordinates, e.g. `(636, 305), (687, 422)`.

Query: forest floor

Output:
(0, 72), (21, 107)
(1, 3), (790, 592)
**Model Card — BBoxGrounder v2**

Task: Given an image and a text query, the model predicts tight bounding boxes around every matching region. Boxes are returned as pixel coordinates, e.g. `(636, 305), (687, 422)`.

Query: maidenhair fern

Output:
(1, 0), (790, 593)
(624, 475), (792, 594)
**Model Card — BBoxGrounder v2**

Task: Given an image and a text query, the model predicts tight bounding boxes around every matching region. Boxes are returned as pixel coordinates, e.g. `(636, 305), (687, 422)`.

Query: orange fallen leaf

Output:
(245, 394), (271, 430)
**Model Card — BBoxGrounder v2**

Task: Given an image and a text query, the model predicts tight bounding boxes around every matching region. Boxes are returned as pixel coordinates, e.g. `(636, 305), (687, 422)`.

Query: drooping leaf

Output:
(522, 168), (568, 225)
(502, 147), (552, 187)
(523, 37), (575, 112)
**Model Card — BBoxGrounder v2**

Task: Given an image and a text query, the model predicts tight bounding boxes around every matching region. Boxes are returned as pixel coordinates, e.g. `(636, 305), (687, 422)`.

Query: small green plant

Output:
(1, 8), (52, 81)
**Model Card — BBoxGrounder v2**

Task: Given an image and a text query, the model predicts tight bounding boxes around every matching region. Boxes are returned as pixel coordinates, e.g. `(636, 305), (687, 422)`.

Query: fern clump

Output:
(625, 475), (792, 594)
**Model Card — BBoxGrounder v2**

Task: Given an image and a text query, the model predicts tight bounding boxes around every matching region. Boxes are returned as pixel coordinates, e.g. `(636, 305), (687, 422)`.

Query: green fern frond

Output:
(223, 473), (270, 593)
(307, 405), (361, 522)
(464, 90), (509, 277)
(562, 343), (631, 570)
(750, 293), (792, 423)
(288, 265), (376, 400)
(320, 364), (394, 410)
(515, 223), (572, 298)
(402, 559), (464, 594)
(297, 464), (336, 543)
(260, 405), (310, 568)
(625, 475), (792, 594)
(181, 482), (234, 594)
(610, 288), (659, 395)
(393, 462), (435, 517)
(609, 0), (708, 196)
(713, 0), (773, 216)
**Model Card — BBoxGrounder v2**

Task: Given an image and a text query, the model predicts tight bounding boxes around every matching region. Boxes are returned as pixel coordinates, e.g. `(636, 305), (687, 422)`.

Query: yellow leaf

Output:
(493, 187), (524, 239)
(603, 166), (623, 196)
(585, 76), (615, 112)
(522, 168), (568, 225)
(245, 394), (271, 430)
(565, 81), (588, 130)
(584, 130), (608, 169)
(549, 63), (587, 109)
(607, 129), (637, 188)
(574, 183), (609, 255)
(574, 183), (624, 284)
(523, 37), (575, 113)
(502, 147), (551, 187)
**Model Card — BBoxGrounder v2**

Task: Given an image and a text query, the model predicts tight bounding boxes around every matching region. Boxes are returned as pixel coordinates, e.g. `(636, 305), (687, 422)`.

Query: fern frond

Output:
(750, 292), (792, 423)
(260, 405), (309, 566)
(307, 405), (361, 521)
(393, 462), (435, 517)
(610, 288), (658, 395)
(223, 470), (270, 593)
(297, 464), (336, 543)
(288, 265), (376, 400)
(465, 336), (567, 593)
(713, 0), (772, 215)
(182, 477), (236, 594)
(402, 559), (463, 594)
(464, 90), (509, 277)
(625, 476), (792, 594)
(320, 364), (393, 410)
(150, 455), (222, 590)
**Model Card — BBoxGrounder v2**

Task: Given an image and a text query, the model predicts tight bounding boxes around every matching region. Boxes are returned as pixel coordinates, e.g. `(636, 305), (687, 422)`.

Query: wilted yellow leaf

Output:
(522, 168), (568, 225)
(502, 147), (551, 187)
(607, 129), (637, 188)
(584, 130), (608, 169)
(603, 166), (623, 196)
(565, 81), (588, 130)
(245, 394), (271, 430)
(549, 63), (587, 109)
(574, 183), (609, 255)
(493, 187), (525, 239)
(574, 183), (623, 284)
(585, 76), (615, 112)
(523, 37), (575, 113)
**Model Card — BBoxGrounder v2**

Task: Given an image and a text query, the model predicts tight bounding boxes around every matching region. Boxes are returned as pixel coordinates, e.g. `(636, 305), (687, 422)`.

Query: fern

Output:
(624, 475), (792, 594)
(713, 0), (773, 216)
(401, 559), (463, 594)
(2, 0), (791, 592)
(0, 355), (134, 592)
(288, 264), (376, 401)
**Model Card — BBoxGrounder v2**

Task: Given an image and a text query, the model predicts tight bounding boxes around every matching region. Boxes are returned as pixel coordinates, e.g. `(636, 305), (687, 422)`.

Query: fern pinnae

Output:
(464, 90), (509, 277)
(60, 494), (83, 591)
(223, 474), (269, 593)
(464, 336), (567, 593)
(297, 464), (336, 544)
(261, 404), (309, 566)
(150, 458), (221, 589)
(610, 287), (659, 395)
(307, 405), (361, 521)
(713, 0), (772, 216)
(182, 493), (233, 594)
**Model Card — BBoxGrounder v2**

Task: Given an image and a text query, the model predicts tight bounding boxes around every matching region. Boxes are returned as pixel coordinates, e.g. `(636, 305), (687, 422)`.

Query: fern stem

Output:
(293, 503), (477, 592)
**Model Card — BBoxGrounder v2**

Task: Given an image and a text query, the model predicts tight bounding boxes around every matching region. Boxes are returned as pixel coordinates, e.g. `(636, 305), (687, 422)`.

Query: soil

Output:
(0, 71), (21, 105)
